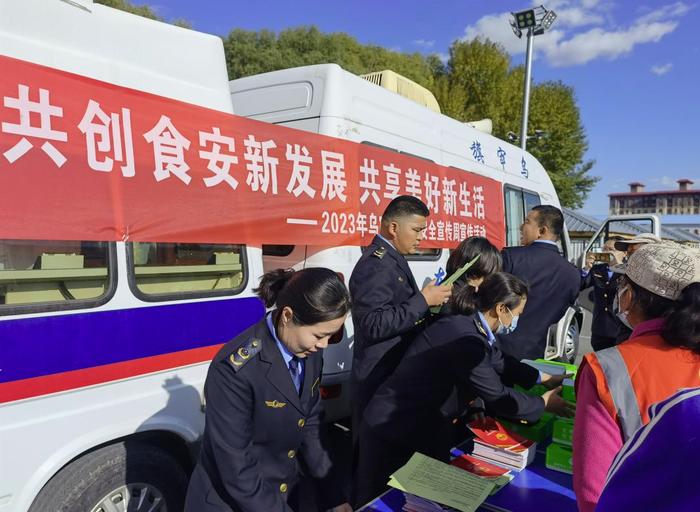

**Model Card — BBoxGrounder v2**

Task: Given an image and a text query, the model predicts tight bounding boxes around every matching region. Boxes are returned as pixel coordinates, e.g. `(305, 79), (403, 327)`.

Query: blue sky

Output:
(149, 0), (698, 218)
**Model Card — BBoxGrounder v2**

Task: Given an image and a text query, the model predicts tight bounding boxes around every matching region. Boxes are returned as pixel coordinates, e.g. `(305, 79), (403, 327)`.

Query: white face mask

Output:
(615, 285), (632, 329)
(495, 307), (519, 335)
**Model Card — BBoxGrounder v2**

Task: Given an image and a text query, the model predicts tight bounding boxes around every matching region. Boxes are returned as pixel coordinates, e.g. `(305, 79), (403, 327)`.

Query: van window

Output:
(0, 240), (114, 311)
(504, 186), (541, 246)
(262, 245), (295, 257)
(406, 248), (442, 261)
(128, 242), (247, 301)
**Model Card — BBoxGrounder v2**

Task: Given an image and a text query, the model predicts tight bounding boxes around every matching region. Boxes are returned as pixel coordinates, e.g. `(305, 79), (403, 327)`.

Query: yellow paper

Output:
(388, 453), (495, 512)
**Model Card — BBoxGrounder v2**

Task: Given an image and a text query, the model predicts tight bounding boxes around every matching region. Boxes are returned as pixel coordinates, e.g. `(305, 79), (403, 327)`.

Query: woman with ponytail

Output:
(574, 243), (700, 512)
(185, 268), (352, 512)
(354, 238), (573, 506)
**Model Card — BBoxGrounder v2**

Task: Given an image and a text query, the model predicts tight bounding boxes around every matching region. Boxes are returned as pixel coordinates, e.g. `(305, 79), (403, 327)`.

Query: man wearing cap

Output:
(581, 237), (627, 350)
(613, 232), (662, 256)
(498, 205), (580, 361)
(573, 242), (700, 511)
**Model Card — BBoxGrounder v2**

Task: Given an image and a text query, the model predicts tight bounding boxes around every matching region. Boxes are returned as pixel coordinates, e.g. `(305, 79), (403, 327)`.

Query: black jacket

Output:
(362, 313), (545, 451)
(498, 242), (580, 361)
(349, 235), (429, 428)
(184, 319), (340, 512)
(581, 262), (628, 339)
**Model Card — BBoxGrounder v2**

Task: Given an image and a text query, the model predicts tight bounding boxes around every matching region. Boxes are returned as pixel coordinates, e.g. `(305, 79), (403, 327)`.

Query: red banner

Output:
(0, 55), (504, 249)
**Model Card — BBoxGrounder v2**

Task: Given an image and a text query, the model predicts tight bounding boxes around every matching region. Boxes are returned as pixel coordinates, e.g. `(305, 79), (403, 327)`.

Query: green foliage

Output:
(223, 27), (435, 90)
(93, 0), (191, 28)
(93, 0), (160, 20)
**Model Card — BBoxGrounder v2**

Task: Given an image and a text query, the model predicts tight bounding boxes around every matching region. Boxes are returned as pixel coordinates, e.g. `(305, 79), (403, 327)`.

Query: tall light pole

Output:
(509, 6), (557, 151)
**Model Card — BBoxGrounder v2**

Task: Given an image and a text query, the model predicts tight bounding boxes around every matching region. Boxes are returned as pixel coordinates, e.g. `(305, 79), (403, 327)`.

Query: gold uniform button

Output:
(280, 483), (288, 493)
(603, 293), (608, 298)
(298, 418), (305, 428)
(288, 450), (296, 458)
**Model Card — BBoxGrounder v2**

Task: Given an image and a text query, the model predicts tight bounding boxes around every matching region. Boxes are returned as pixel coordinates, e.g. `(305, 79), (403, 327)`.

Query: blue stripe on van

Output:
(0, 297), (265, 383)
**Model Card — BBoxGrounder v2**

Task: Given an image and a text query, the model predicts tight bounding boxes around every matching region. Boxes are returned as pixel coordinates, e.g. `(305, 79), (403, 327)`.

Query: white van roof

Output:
(0, 0), (232, 113)
(230, 63), (558, 203)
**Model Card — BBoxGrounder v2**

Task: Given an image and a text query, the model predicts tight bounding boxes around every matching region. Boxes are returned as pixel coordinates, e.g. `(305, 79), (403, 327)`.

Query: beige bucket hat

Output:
(611, 243), (700, 300)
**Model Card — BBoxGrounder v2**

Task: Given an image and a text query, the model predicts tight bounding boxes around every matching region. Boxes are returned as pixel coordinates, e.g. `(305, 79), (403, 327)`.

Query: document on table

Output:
(388, 453), (496, 512)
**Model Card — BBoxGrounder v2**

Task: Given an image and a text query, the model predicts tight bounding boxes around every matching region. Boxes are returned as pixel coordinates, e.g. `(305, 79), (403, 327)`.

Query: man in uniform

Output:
(349, 195), (452, 440)
(498, 205), (580, 361)
(580, 237), (627, 351)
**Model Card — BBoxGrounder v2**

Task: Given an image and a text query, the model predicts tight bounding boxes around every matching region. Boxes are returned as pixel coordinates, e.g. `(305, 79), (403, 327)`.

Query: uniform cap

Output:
(611, 243), (700, 300)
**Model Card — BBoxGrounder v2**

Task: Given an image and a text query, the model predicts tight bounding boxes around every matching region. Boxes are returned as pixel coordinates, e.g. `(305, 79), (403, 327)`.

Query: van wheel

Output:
(29, 441), (187, 512)
(560, 319), (580, 364)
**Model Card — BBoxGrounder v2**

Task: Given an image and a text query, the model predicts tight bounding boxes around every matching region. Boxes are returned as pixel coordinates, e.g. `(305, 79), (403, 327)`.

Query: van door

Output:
(576, 215), (661, 357)
(578, 215), (661, 268)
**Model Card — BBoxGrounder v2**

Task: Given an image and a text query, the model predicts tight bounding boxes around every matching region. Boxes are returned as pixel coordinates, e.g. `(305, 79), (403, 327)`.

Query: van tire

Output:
(559, 318), (580, 364)
(29, 441), (187, 512)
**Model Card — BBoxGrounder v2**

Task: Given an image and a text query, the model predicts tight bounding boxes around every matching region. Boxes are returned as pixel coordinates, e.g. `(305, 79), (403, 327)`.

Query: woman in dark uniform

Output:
(355, 240), (574, 505)
(185, 268), (352, 512)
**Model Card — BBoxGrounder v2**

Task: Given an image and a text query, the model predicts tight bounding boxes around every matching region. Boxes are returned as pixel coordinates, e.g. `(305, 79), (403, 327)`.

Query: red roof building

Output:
(609, 179), (700, 215)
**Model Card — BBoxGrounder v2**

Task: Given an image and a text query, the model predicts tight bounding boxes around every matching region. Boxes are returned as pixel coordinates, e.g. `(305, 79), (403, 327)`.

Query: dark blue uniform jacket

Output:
(349, 235), (429, 429)
(362, 312), (545, 450)
(184, 319), (339, 512)
(498, 242), (580, 361)
(581, 262), (630, 340)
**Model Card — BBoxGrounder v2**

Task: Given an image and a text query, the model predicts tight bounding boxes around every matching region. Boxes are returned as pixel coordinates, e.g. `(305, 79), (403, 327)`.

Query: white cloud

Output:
(463, 12), (524, 55)
(541, 0), (607, 27)
(461, 1), (691, 67)
(413, 39), (435, 48)
(546, 21), (678, 66)
(651, 62), (674, 75)
(636, 2), (692, 24)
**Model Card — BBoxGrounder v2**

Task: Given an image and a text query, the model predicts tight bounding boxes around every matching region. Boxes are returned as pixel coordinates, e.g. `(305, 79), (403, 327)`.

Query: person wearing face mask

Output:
(573, 243), (700, 512)
(185, 268), (352, 512)
(354, 267), (574, 506)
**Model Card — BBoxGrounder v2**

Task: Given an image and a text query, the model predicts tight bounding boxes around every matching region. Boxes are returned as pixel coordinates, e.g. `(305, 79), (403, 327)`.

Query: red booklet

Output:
(450, 453), (511, 478)
(469, 420), (535, 453)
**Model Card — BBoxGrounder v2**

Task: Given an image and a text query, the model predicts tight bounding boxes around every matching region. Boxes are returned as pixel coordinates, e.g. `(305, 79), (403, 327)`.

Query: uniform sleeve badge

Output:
(372, 246), (387, 259)
(227, 338), (263, 372)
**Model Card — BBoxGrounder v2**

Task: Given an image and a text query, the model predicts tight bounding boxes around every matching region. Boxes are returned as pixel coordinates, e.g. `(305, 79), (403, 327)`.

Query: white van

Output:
(0, 1), (267, 511)
(229, 64), (583, 411)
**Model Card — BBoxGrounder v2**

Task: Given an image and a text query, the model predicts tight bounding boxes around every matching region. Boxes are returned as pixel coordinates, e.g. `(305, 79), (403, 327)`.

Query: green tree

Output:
(436, 38), (598, 208)
(223, 27), (435, 90)
(94, 0), (190, 28)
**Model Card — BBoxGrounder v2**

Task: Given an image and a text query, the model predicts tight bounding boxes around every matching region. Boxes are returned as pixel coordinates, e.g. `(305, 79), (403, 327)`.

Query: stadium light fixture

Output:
(509, 5), (557, 150)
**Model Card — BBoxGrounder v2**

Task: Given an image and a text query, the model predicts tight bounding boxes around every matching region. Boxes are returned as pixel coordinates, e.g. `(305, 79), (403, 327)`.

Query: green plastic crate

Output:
(501, 412), (555, 443)
(552, 417), (574, 446)
(546, 442), (573, 474)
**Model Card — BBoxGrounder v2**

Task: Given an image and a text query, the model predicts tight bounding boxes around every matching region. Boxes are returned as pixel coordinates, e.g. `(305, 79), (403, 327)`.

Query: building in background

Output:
(609, 179), (700, 215)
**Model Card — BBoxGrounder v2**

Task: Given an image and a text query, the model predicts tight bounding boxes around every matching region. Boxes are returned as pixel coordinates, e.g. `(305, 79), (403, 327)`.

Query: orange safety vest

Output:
(585, 334), (700, 441)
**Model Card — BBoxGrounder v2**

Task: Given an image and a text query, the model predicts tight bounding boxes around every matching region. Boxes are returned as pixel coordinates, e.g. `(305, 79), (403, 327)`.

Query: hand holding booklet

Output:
(429, 254), (481, 313)
(388, 453), (495, 512)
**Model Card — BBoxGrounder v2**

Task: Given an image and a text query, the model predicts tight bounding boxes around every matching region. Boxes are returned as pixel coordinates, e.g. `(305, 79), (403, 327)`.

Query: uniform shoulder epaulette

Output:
(227, 337), (263, 372)
(372, 246), (387, 259)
